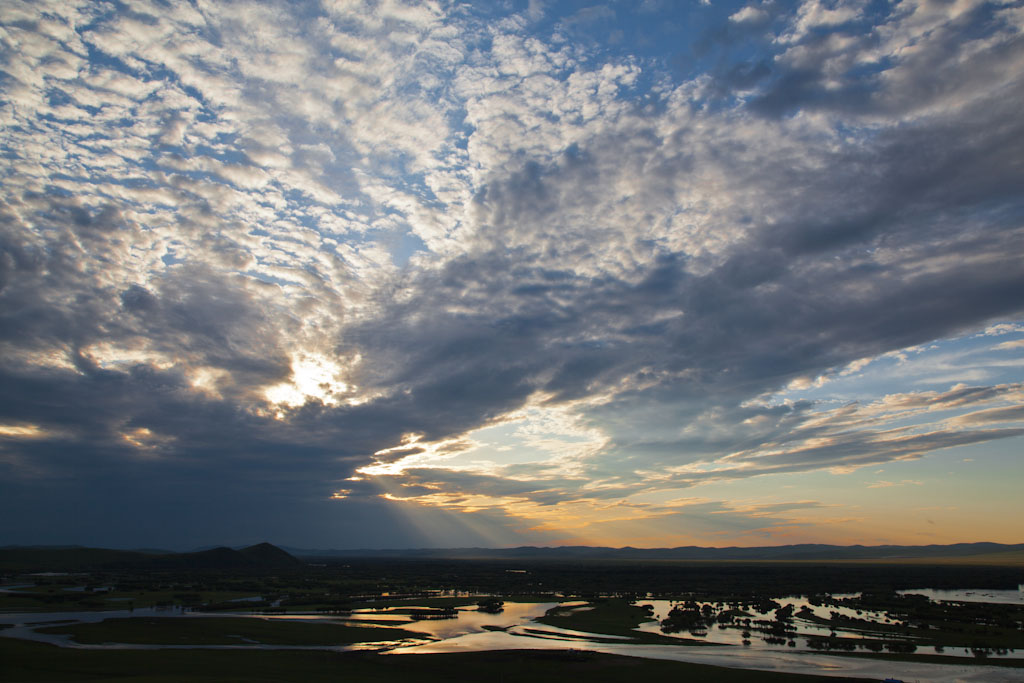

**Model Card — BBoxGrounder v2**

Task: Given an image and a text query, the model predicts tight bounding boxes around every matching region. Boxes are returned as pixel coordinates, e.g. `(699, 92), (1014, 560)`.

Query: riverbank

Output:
(0, 637), (874, 682)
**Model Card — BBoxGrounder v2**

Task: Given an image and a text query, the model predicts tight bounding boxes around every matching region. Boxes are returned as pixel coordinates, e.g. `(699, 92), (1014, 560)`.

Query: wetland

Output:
(2, 547), (1023, 681)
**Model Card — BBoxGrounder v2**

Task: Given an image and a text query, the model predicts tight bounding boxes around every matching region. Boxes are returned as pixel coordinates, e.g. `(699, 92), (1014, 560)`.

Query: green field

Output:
(0, 638), (874, 682)
(535, 599), (712, 645)
(344, 596), (479, 610)
(0, 586), (268, 613)
(35, 616), (426, 646)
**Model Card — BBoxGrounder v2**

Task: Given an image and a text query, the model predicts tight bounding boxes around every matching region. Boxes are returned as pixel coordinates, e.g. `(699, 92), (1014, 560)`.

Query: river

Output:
(2, 595), (1022, 681)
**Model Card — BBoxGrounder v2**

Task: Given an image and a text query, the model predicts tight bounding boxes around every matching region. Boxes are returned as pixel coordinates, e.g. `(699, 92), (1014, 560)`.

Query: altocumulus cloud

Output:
(0, 0), (1022, 548)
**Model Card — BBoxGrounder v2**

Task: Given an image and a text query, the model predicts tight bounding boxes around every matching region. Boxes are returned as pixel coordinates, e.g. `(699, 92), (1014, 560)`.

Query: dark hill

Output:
(121, 543), (303, 571)
(143, 546), (256, 570)
(0, 543), (302, 572)
(239, 542), (304, 568)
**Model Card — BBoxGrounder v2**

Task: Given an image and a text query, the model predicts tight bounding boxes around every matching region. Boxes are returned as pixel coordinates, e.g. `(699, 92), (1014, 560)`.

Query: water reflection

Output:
(633, 597), (956, 655)
(389, 616), (1024, 683)
(347, 602), (560, 640)
(897, 588), (1024, 606)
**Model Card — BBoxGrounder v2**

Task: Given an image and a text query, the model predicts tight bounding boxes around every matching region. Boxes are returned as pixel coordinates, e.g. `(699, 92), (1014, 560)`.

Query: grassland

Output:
(34, 616), (426, 646)
(0, 585), (269, 613)
(0, 638), (874, 682)
(344, 596), (478, 610)
(535, 598), (713, 645)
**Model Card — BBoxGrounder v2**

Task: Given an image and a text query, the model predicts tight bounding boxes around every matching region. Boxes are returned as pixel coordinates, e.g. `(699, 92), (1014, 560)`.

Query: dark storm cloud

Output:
(338, 0), (1024, 492)
(0, 192), (290, 385)
(352, 62), (1024, 457)
(751, 3), (1022, 118)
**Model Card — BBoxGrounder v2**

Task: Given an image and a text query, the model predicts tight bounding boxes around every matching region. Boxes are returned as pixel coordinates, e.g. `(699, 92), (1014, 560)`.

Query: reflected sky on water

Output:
(898, 588), (1024, 606)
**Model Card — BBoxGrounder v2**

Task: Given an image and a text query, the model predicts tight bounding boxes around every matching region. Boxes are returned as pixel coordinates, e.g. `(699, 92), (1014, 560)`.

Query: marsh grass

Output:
(536, 599), (716, 646)
(35, 616), (426, 646)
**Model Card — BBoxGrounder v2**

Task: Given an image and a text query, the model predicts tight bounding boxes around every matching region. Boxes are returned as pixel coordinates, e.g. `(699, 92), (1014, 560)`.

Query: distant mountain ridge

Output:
(286, 542), (1024, 563)
(0, 542), (302, 572)
(3, 542), (1021, 571)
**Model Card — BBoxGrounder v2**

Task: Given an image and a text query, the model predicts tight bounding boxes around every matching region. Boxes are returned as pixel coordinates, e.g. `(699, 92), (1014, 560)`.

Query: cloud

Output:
(867, 480), (922, 489)
(730, 5), (770, 24)
(0, 0), (1022, 547)
(357, 380), (1024, 519)
(778, 0), (864, 44)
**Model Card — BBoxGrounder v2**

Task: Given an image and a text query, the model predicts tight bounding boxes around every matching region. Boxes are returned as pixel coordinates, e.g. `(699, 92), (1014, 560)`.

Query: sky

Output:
(1, 0), (1022, 551)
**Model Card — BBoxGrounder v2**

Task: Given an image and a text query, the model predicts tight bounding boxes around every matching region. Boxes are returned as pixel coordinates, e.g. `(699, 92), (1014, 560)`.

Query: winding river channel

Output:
(3, 596), (1023, 682)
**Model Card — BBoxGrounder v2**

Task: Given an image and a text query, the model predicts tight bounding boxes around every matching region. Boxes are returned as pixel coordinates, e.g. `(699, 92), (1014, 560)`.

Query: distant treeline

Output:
(3, 543), (1022, 598)
(290, 542), (1024, 563)
(310, 558), (1024, 597)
